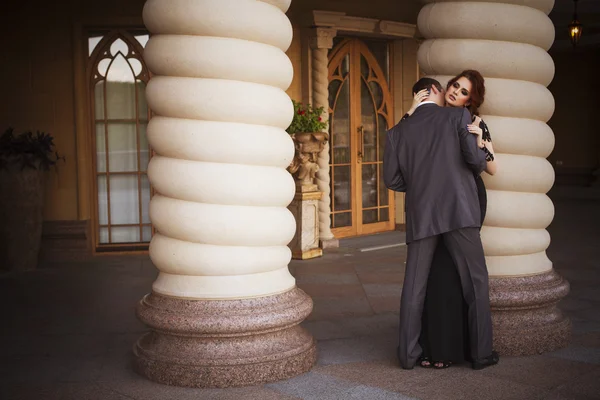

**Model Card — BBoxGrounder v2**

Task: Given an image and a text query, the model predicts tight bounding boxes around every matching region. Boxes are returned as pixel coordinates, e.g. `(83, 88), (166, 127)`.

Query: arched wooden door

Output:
(328, 38), (395, 238)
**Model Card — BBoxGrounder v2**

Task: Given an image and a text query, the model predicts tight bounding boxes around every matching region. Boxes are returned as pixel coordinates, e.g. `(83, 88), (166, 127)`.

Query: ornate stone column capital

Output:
(309, 27), (337, 50)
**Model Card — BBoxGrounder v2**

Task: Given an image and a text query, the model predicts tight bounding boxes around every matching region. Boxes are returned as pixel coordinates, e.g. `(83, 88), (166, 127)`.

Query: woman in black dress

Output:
(400, 70), (497, 369)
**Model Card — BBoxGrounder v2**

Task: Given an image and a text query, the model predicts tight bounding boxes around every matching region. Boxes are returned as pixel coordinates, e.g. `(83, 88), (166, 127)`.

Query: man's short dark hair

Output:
(412, 78), (443, 95)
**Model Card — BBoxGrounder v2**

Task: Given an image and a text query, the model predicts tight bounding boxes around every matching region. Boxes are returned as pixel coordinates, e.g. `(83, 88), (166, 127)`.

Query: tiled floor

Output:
(1, 198), (599, 399)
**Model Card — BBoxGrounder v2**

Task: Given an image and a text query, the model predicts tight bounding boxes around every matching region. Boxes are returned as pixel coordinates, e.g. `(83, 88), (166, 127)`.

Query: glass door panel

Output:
(329, 53), (355, 233)
(328, 38), (395, 238)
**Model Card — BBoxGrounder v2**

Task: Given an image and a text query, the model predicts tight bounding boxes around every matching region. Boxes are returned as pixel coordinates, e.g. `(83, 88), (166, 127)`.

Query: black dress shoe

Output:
(472, 351), (499, 370)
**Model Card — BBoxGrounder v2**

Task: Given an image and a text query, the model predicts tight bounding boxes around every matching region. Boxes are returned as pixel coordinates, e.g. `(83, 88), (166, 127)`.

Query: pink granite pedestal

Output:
(490, 270), (571, 355)
(133, 287), (317, 388)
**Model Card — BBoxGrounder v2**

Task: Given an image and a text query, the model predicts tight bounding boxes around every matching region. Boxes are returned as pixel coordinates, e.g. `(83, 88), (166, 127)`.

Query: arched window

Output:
(87, 29), (152, 251)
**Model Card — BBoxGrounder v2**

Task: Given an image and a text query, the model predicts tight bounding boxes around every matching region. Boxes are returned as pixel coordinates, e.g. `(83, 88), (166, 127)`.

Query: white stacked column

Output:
(418, 0), (570, 354)
(133, 0), (316, 387)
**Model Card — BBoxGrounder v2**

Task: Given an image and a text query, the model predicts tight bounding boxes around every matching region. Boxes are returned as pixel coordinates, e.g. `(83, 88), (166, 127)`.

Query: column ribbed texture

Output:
(418, 0), (557, 277)
(312, 47), (335, 241)
(142, 0), (297, 299)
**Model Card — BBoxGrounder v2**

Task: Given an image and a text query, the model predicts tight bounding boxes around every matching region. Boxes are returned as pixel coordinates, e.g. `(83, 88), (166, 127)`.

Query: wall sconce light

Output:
(568, 0), (583, 47)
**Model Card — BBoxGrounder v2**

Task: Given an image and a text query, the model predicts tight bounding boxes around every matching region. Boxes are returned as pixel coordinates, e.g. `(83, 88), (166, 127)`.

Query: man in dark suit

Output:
(383, 78), (499, 370)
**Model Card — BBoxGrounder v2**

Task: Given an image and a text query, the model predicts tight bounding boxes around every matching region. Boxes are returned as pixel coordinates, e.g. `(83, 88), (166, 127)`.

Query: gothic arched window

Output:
(87, 29), (152, 250)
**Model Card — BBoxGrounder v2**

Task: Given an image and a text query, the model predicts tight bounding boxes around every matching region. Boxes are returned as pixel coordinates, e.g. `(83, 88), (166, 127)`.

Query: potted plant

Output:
(0, 128), (63, 272)
(286, 101), (329, 187)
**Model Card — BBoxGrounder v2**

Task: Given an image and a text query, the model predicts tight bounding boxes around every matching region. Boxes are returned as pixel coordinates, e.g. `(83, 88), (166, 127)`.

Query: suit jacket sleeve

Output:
(457, 109), (487, 174)
(383, 128), (407, 192)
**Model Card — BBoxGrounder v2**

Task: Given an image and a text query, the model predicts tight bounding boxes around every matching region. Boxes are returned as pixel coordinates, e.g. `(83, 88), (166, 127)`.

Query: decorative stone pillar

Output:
(417, 0), (570, 355)
(310, 27), (339, 249)
(134, 0), (316, 388)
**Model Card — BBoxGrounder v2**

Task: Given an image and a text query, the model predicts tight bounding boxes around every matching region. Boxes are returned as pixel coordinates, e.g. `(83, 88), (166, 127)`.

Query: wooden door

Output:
(328, 38), (395, 238)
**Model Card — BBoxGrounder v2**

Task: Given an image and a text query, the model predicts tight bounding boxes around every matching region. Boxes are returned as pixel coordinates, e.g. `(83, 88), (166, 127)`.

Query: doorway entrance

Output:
(328, 38), (395, 238)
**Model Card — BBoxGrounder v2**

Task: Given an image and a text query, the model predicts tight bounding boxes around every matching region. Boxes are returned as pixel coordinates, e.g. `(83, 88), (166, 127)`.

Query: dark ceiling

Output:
(550, 0), (600, 49)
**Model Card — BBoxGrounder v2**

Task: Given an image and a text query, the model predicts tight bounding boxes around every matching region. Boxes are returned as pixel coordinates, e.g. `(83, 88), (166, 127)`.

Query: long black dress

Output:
(416, 118), (492, 364)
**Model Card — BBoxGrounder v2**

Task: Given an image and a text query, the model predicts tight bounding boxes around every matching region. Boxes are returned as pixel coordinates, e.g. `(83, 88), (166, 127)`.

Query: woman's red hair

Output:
(447, 70), (485, 116)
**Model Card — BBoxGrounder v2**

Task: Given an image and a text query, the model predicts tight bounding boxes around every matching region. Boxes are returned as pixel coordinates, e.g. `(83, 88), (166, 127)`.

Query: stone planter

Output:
(0, 168), (45, 272)
(287, 132), (328, 259)
(287, 132), (328, 188)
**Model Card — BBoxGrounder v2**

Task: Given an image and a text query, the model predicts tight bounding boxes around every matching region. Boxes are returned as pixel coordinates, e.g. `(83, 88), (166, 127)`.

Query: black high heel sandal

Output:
(432, 360), (452, 369)
(418, 355), (433, 368)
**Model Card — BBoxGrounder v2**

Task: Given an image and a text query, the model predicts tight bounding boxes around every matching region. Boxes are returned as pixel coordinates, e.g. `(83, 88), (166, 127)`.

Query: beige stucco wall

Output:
(2, 3), (78, 221)
(1, 0), (146, 222)
(286, 28), (303, 102)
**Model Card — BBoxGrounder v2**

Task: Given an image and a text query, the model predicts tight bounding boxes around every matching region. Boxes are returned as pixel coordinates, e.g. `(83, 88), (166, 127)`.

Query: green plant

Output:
(286, 100), (328, 134)
(0, 127), (64, 171)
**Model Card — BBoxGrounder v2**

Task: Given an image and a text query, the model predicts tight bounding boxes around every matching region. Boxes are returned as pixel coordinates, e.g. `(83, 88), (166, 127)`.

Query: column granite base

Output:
(133, 287), (317, 388)
(490, 269), (571, 355)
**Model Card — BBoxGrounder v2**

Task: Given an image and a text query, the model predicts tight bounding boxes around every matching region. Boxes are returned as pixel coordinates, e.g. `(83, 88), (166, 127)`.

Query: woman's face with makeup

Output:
(445, 77), (472, 108)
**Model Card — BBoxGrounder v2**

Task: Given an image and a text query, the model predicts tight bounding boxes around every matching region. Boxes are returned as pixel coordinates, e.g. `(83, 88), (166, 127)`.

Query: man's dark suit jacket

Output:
(383, 103), (487, 243)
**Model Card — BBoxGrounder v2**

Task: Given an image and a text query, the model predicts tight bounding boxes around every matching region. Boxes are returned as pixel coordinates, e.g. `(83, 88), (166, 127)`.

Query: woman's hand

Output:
(407, 89), (429, 116)
(467, 123), (484, 147)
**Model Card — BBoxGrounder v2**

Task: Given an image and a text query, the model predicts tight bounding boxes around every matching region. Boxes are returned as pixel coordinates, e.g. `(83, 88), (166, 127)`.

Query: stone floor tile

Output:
(357, 271), (405, 284)
(96, 348), (138, 382)
(298, 283), (365, 298)
(0, 383), (132, 400)
(363, 283), (403, 298)
(62, 355), (106, 382)
(0, 355), (74, 385)
(571, 332), (600, 348)
(339, 313), (399, 336)
(0, 199), (598, 399)
(289, 262), (357, 275)
(340, 231), (406, 249)
(302, 320), (354, 341)
(368, 297), (402, 314)
(546, 346), (600, 365)
(303, 314), (399, 340)
(570, 316), (600, 335)
(316, 334), (397, 365)
(479, 355), (600, 390)
(354, 261), (406, 275)
(554, 368), (600, 399)
(0, 333), (111, 358)
(308, 296), (373, 320)
(295, 273), (360, 285)
(101, 379), (298, 400)
(558, 297), (598, 313)
(318, 360), (565, 400)
(267, 371), (416, 400)
(570, 307), (600, 323)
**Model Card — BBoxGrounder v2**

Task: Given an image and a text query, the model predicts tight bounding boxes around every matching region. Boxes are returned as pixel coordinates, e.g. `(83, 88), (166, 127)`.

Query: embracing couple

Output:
(383, 70), (500, 371)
